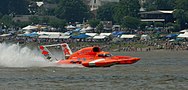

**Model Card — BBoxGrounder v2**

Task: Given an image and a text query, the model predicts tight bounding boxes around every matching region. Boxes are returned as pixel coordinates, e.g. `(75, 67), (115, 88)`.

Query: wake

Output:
(0, 43), (57, 67)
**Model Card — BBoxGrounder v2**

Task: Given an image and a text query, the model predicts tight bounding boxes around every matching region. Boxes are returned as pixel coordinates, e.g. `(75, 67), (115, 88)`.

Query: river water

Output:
(0, 43), (188, 90)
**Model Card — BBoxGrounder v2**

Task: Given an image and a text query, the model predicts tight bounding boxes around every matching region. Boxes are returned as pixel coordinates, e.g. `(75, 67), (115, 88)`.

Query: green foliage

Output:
(113, 0), (140, 24)
(0, 15), (13, 27)
(96, 3), (117, 21)
(121, 16), (140, 29)
(88, 19), (100, 28)
(29, 16), (49, 24)
(55, 0), (91, 23)
(13, 21), (32, 28)
(175, 0), (188, 10)
(172, 24), (181, 32)
(28, 15), (66, 28)
(43, 0), (60, 3)
(49, 18), (66, 28)
(165, 22), (181, 32)
(0, 12), (2, 18)
(144, 0), (176, 11)
(166, 22), (174, 27)
(29, 16), (40, 24)
(173, 0), (188, 29)
(173, 9), (188, 29)
(41, 17), (50, 23)
(0, 0), (29, 15)
(154, 22), (163, 27)
(96, 23), (104, 33)
(139, 22), (148, 30)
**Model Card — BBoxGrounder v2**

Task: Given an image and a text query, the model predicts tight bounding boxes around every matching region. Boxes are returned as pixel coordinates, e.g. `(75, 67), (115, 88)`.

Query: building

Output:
(140, 10), (175, 23)
(83, 0), (119, 11)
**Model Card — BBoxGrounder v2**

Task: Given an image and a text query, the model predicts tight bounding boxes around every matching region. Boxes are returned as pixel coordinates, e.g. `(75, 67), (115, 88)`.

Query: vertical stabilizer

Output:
(39, 45), (58, 62)
(39, 43), (72, 62)
(61, 43), (72, 57)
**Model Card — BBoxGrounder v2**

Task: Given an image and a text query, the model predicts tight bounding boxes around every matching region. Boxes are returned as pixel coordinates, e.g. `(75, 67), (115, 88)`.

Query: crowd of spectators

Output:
(1, 35), (188, 52)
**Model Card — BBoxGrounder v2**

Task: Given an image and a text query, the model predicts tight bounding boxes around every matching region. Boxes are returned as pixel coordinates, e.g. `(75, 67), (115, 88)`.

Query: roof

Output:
(22, 25), (38, 30)
(93, 35), (106, 39)
(71, 34), (90, 39)
(178, 32), (188, 38)
(59, 35), (70, 39)
(141, 19), (165, 22)
(39, 34), (70, 39)
(37, 32), (62, 35)
(0, 34), (11, 37)
(178, 34), (188, 38)
(39, 35), (49, 38)
(140, 10), (174, 14)
(49, 34), (60, 38)
(100, 33), (111, 36)
(120, 35), (137, 39)
(85, 33), (98, 37)
(180, 29), (188, 32)
(66, 25), (76, 29)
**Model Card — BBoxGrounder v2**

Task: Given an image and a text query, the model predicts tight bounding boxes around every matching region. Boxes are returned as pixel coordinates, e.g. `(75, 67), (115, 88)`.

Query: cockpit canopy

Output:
(97, 52), (112, 57)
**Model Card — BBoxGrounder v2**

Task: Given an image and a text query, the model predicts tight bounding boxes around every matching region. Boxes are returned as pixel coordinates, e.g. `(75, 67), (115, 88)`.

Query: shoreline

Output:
(1, 41), (188, 53)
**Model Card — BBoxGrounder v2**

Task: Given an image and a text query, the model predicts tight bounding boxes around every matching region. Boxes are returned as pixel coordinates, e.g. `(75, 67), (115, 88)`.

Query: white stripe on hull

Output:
(89, 59), (105, 66)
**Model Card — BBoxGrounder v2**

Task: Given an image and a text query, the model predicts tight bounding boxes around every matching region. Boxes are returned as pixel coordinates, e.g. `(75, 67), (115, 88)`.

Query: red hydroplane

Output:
(39, 43), (140, 67)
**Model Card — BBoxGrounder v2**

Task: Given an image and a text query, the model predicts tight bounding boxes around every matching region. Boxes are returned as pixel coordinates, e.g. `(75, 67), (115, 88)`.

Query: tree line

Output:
(0, 0), (188, 31)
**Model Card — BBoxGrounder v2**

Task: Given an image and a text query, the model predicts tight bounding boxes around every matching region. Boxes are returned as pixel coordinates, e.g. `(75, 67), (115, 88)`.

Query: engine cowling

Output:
(92, 47), (100, 52)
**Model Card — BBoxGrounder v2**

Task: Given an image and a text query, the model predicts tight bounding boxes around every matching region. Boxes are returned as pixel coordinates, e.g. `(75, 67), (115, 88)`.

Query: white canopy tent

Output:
(0, 34), (12, 37)
(120, 35), (137, 39)
(37, 32), (63, 35)
(37, 32), (64, 39)
(66, 25), (76, 30)
(22, 25), (38, 30)
(80, 26), (94, 33)
(100, 33), (111, 36)
(140, 35), (151, 41)
(85, 33), (98, 37)
(180, 29), (188, 33)
(59, 35), (70, 39)
(48, 34), (60, 39)
(177, 32), (188, 38)
(86, 26), (93, 30)
(93, 35), (106, 39)
(39, 35), (49, 39)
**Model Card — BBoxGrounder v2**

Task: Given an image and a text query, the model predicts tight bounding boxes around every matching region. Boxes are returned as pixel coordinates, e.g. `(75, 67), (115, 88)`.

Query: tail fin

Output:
(61, 43), (72, 57)
(39, 43), (72, 62)
(39, 45), (58, 62)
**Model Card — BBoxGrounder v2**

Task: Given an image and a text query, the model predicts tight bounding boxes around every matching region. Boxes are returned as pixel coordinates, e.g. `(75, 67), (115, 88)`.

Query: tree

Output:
(96, 23), (104, 33)
(13, 21), (31, 28)
(0, 15), (13, 27)
(0, 0), (29, 15)
(113, 0), (140, 24)
(49, 18), (66, 29)
(166, 22), (180, 32)
(29, 16), (40, 24)
(44, 0), (60, 4)
(96, 3), (117, 22)
(55, 0), (91, 23)
(140, 22), (148, 30)
(174, 0), (188, 29)
(154, 22), (163, 27)
(173, 9), (188, 29)
(121, 16), (140, 29)
(175, 0), (188, 11)
(88, 19), (100, 28)
(144, 0), (175, 11)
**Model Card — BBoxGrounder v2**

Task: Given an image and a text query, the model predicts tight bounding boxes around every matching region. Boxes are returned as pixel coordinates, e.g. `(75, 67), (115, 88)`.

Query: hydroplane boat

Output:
(39, 43), (140, 67)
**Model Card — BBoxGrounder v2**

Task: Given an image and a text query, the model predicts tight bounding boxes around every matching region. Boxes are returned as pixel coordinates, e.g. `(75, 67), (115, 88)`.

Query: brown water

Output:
(0, 50), (188, 90)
